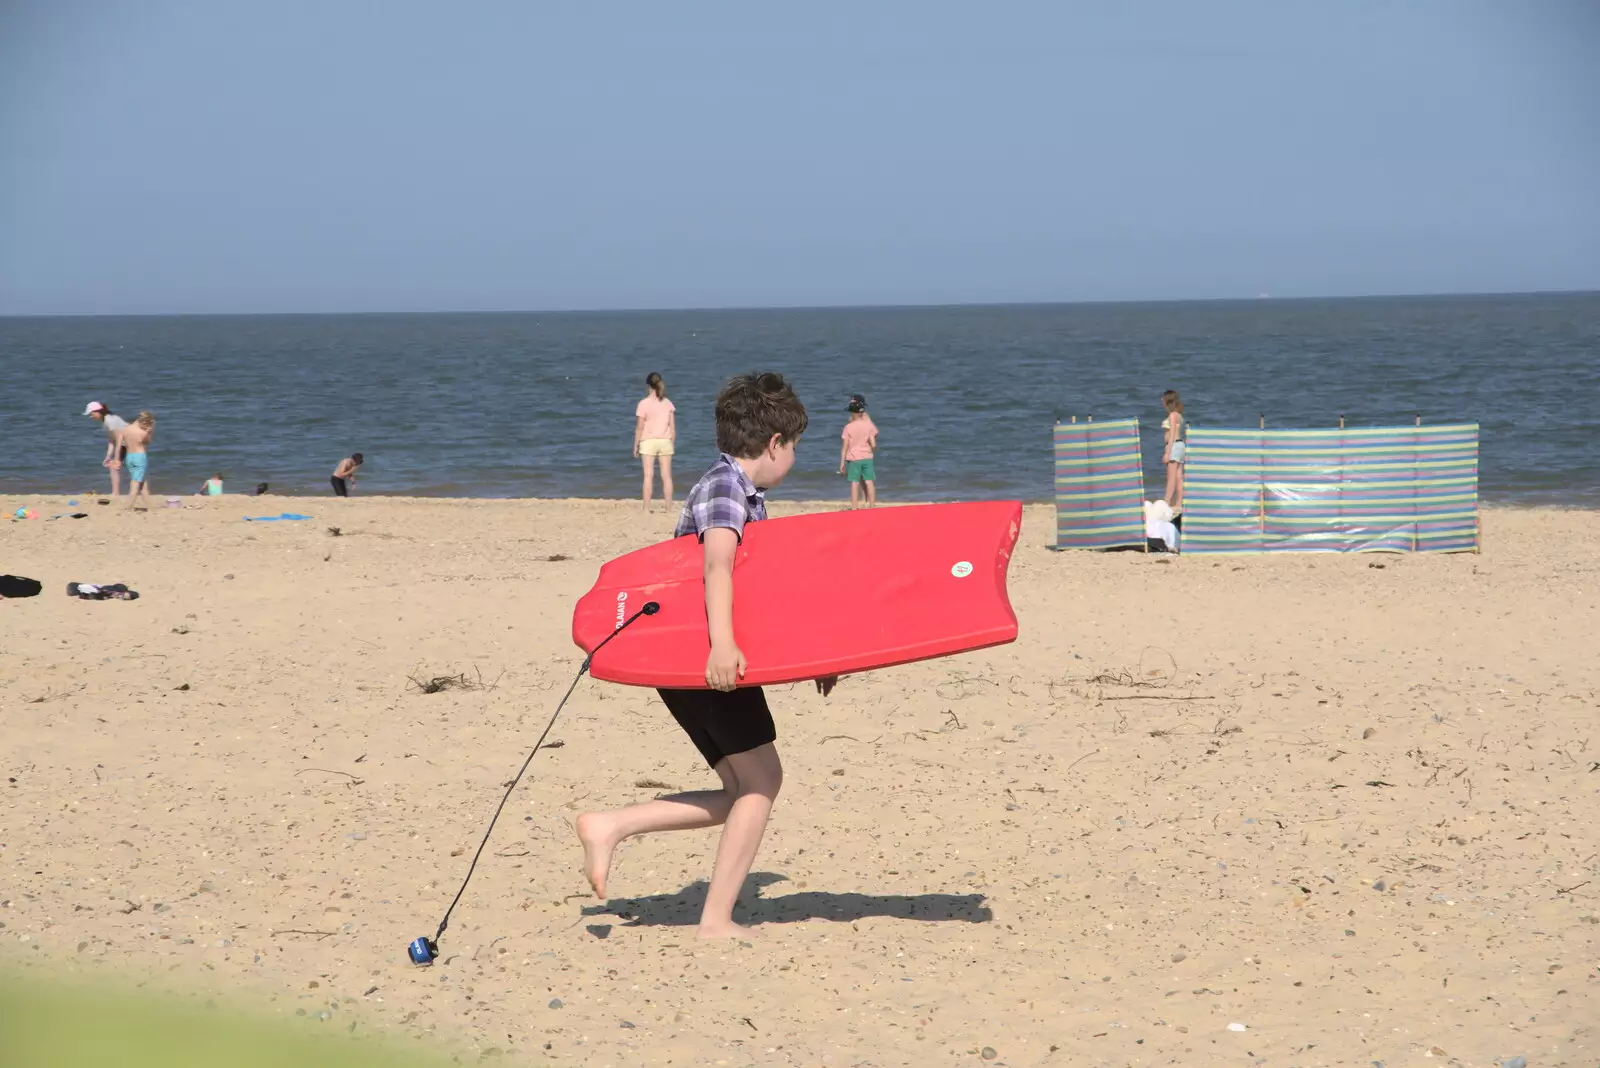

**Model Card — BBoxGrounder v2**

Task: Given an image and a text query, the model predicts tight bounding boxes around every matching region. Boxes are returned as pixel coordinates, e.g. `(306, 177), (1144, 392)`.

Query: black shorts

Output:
(657, 686), (775, 769)
(331, 475), (348, 497)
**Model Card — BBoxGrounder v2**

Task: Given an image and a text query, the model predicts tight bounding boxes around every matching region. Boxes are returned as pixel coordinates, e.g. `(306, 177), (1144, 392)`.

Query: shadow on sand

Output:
(580, 872), (991, 929)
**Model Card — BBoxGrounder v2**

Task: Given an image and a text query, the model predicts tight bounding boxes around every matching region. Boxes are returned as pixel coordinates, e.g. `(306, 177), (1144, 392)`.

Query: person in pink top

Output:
(633, 371), (677, 511)
(838, 393), (879, 508)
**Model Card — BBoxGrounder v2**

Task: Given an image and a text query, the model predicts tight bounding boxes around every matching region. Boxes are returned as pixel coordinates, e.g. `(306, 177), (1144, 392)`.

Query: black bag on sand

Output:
(0, 575), (43, 598)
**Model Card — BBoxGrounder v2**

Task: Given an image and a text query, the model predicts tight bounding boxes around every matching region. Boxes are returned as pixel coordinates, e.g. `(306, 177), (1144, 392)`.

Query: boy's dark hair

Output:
(351, 453), (364, 464)
(715, 372), (808, 457)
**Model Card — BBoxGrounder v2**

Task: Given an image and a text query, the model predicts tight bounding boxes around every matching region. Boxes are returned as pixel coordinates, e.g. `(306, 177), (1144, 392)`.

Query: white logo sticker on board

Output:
(950, 561), (973, 578)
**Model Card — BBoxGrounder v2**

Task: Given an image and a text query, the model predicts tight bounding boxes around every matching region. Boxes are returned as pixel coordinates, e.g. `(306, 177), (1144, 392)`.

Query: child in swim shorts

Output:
(838, 393), (879, 508)
(576, 371), (837, 939)
(120, 411), (156, 510)
(331, 453), (363, 496)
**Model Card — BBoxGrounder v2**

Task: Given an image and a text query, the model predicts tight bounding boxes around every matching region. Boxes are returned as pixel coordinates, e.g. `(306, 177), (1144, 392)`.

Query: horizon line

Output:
(2, 286), (1597, 321)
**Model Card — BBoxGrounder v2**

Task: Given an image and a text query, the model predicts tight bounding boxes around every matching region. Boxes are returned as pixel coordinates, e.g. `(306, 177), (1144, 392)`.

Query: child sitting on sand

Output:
(198, 473), (224, 496)
(331, 453), (363, 497)
(577, 372), (836, 939)
(838, 393), (879, 508)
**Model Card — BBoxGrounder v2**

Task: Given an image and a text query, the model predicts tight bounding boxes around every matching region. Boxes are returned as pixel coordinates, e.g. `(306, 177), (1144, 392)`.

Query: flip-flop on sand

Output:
(67, 582), (140, 601)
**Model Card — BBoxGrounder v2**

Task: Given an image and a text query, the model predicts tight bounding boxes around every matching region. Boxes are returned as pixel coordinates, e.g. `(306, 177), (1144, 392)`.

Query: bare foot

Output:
(575, 813), (619, 898)
(696, 918), (753, 940)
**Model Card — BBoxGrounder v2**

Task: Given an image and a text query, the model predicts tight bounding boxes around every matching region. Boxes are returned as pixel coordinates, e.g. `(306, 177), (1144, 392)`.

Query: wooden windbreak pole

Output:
(1339, 413), (1346, 429)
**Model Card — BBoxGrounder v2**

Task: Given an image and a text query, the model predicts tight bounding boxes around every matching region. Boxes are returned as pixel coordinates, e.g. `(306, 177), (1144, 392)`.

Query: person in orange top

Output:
(633, 371), (677, 512)
(838, 393), (879, 508)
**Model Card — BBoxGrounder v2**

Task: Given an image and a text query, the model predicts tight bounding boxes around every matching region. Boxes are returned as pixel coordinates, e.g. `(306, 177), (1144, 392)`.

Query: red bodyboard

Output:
(572, 501), (1022, 688)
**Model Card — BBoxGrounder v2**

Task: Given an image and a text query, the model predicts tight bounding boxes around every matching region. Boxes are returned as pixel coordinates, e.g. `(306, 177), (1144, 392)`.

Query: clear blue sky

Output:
(1, 1), (1596, 314)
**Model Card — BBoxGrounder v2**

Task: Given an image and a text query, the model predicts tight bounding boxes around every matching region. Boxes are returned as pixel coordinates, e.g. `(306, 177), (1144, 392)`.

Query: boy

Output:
(577, 371), (833, 939)
(120, 411), (156, 510)
(838, 393), (879, 508)
(331, 453), (363, 497)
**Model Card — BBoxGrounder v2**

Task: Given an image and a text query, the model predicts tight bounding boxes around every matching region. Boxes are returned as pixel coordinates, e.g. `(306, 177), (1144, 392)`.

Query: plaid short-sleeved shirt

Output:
(674, 453), (767, 542)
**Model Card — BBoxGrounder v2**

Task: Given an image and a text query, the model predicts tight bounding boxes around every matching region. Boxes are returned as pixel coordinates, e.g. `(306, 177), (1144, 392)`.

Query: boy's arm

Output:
(838, 438), (847, 474)
(702, 526), (744, 690)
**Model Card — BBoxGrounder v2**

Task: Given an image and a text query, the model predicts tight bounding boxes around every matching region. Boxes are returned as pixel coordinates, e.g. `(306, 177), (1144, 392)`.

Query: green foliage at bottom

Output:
(0, 969), (468, 1068)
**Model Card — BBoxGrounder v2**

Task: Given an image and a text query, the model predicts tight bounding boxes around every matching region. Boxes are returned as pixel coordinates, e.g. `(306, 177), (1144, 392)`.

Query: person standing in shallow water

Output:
(633, 372), (676, 512)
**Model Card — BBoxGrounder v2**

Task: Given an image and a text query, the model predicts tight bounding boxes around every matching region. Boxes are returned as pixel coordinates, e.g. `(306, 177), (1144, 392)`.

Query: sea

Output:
(2, 292), (1597, 505)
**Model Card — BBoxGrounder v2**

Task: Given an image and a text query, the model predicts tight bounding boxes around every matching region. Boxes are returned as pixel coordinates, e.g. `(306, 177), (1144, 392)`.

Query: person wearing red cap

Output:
(84, 402), (129, 497)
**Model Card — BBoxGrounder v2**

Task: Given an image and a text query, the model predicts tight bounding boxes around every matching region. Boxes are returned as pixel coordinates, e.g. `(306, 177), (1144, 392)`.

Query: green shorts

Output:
(845, 458), (877, 483)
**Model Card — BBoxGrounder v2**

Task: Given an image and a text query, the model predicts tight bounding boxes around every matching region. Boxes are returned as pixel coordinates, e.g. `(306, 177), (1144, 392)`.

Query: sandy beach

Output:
(2, 496), (1595, 1067)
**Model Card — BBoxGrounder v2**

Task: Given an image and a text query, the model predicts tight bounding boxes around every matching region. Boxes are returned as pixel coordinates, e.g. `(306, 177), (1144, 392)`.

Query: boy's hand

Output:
(705, 640), (746, 691)
(815, 675), (838, 697)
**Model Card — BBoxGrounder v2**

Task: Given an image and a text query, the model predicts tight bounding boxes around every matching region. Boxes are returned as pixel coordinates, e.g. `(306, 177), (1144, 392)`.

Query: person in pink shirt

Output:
(633, 371), (677, 511)
(838, 393), (879, 508)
